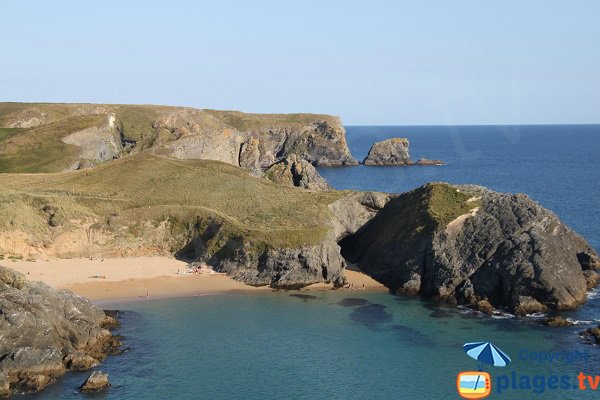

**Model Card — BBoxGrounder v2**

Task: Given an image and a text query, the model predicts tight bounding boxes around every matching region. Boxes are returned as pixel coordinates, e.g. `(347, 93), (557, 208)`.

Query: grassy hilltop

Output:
(0, 154), (343, 258)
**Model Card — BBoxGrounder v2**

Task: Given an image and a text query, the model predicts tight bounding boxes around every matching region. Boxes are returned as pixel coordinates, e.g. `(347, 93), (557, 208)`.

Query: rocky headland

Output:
(0, 103), (597, 311)
(0, 266), (121, 396)
(362, 137), (444, 166)
(340, 183), (599, 315)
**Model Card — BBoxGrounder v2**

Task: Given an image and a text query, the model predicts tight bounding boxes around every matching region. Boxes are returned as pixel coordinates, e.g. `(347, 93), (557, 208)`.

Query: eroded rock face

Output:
(150, 112), (358, 171)
(62, 113), (124, 169)
(263, 154), (332, 191)
(188, 192), (390, 289)
(341, 183), (599, 314)
(0, 266), (120, 396)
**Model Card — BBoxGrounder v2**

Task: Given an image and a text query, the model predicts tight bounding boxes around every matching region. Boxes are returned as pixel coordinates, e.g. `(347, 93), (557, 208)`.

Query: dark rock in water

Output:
(0, 266), (121, 396)
(341, 183), (599, 315)
(544, 316), (573, 327)
(337, 297), (371, 307)
(363, 138), (411, 166)
(349, 303), (392, 326)
(415, 158), (445, 166)
(263, 154), (332, 191)
(581, 325), (600, 344)
(389, 324), (434, 346)
(79, 371), (110, 393)
(289, 294), (318, 301)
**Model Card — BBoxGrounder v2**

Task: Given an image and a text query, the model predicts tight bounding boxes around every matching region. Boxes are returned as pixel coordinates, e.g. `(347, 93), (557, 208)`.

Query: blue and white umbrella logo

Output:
(463, 341), (511, 368)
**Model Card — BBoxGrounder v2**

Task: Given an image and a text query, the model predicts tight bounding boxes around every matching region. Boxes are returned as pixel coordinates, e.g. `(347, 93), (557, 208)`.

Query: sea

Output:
(25, 125), (600, 399)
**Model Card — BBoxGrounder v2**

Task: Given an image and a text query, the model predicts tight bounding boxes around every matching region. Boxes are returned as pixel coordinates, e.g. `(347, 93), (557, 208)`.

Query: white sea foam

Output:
(587, 287), (600, 300)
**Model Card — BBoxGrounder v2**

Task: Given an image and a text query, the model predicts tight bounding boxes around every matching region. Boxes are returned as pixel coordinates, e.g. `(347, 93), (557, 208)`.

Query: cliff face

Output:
(0, 103), (357, 174)
(0, 266), (120, 396)
(341, 183), (599, 314)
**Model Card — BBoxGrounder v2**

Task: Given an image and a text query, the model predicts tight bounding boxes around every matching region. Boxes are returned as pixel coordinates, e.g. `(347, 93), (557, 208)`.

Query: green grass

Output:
(0, 127), (24, 140)
(0, 154), (344, 255)
(0, 114), (106, 173)
(427, 183), (481, 227)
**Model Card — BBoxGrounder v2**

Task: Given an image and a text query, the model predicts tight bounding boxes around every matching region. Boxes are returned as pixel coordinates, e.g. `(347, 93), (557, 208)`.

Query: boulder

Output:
(581, 325), (600, 344)
(80, 371), (110, 393)
(0, 266), (120, 396)
(263, 154), (332, 191)
(544, 316), (573, 327)
(363, 138), (411, 166)
(340, 183), (599, 314)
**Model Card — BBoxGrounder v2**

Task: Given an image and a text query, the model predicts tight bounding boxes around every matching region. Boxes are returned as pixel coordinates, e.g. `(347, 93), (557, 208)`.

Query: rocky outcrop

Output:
(581, 325), (600, 344)
(153, 115), (358, 171)
(263, 154), (332, 191)
(62, 113), (124, 170)
(362, 138), (444, 166)
(80, 371), (110, 393)
(340, 183), (599, 314)
(188, 191), (390, 289)
(0, 266), (121, 396)
(363, 138), (410, 165)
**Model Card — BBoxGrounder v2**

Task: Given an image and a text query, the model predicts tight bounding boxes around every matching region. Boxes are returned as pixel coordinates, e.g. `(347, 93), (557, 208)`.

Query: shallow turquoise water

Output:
(25, 292), (600, 399)
(22, 125), (600, 399)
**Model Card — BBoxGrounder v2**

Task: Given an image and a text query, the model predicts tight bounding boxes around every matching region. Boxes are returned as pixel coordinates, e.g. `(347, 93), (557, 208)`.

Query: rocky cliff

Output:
(0, 103), (357, 174)
(0, 266), (120, 396)
(341, 183), (599, 314)
(363, 137), (444, 166)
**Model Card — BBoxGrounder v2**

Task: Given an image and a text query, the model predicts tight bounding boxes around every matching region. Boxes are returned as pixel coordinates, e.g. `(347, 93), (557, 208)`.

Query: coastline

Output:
(7, 256), (387, 304)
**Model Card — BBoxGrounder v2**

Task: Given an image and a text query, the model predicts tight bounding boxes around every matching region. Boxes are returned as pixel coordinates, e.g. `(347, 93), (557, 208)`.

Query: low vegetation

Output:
(0, 154), (343, 257)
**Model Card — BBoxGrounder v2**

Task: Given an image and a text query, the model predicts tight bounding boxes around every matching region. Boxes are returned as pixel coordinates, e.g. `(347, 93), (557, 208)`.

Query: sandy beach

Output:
(7, 257), (386, 303)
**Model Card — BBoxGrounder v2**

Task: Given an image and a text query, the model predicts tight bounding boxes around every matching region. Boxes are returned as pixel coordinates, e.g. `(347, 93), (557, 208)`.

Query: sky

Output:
(1, 1), (599, 125)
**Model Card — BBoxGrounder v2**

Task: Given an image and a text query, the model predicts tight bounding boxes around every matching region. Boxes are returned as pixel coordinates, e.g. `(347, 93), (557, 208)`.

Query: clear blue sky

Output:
(1, 1), (599, 125)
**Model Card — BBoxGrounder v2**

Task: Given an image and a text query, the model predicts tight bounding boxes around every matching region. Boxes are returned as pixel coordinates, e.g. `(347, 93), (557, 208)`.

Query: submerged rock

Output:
(341, 183), (599, 314)
(415, 158), (445, 166)
(544, 316), (573, 327)
(79, 371), (110, 393)
(581, 325), (600, 344)
(263, 154), (332, 191)
(0, 266), (120, 396)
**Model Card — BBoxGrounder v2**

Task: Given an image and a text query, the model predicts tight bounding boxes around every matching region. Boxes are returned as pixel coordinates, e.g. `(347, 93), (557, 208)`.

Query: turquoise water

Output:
(26, 293), (600, 399)
(24, 125), (600, 399)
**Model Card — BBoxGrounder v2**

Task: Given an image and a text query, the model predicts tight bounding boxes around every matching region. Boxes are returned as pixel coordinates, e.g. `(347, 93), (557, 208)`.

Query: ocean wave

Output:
(587, 287), (600, 300)
(525, 312), (547, 319)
